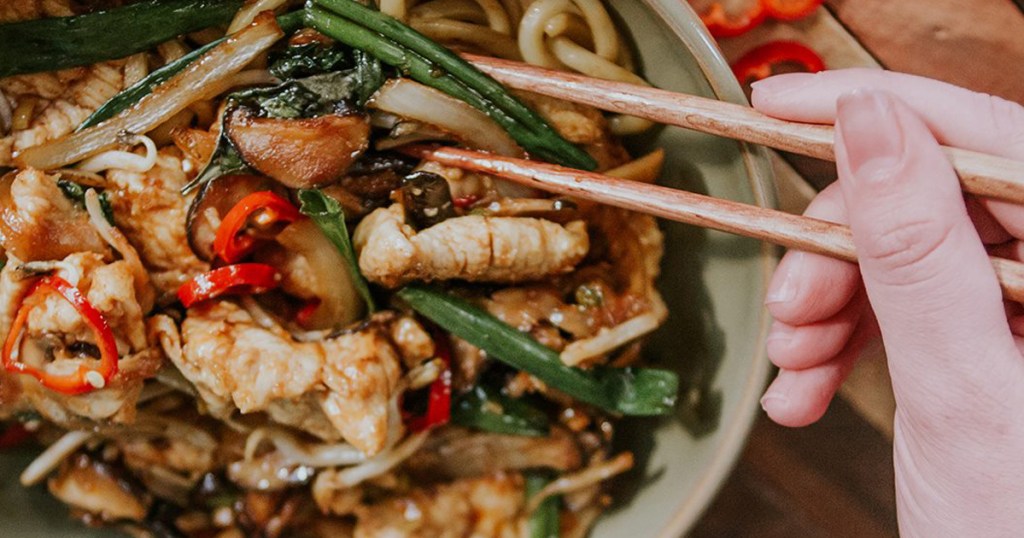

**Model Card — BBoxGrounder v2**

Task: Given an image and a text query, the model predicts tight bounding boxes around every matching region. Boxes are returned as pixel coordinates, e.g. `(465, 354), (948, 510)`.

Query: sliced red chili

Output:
(731, 40), (826, 86)
(409, 335), (452, 432)
(2, 276), (119, 395)
(696, 0), (767, 38)
(762, 0), (823, 21)
(213, 191), (302, 263)
(177, 264), (282, 308)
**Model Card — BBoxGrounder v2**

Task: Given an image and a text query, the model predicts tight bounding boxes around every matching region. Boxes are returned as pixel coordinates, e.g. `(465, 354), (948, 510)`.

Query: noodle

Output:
(78, 134), (158, 173)
(20, 430), (93, 486)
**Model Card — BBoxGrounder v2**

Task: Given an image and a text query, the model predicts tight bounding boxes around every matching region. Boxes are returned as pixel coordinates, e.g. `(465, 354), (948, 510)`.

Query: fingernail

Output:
(836, 90), (906, 182)
(765, 252), (803, 305)
(760, 392), (789, 413)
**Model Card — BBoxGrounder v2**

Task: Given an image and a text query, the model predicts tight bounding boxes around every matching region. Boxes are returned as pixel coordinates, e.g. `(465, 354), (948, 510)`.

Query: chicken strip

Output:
(106, 148), (210, 299)
(353, 204), (589, 288)
(178, 302), (429, 455)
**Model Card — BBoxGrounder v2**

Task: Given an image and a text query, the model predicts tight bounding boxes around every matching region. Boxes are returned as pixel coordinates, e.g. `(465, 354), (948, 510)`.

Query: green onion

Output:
(397, 285), (678, 416)
(0, 0), (244, 78)
(79, 11), (306, 130)
(297, 189), (377, 312)
(452, 384), (550, 437)
(525, 473), (560, 538)
(304, 1), (596, 170)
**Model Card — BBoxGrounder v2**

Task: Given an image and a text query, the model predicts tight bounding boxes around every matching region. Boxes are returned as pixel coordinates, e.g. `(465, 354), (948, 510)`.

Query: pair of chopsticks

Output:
(415, 55), (1024, 302)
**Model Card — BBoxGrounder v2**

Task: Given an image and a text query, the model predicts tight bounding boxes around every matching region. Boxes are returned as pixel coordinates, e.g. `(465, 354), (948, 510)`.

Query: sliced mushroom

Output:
(48, 453), (151, 523)
(225, 107), (370, 189)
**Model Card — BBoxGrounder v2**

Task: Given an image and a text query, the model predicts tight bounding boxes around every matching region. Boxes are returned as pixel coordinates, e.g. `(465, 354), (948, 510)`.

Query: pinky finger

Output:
(760, 316), (878, 428)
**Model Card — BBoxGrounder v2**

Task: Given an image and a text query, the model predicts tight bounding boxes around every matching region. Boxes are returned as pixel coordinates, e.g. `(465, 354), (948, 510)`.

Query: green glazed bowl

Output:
(0, 0), (774, 535)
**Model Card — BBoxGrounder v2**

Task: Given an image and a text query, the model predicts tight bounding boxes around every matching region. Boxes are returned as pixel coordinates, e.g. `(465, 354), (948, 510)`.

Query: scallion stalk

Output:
(0, 0), (244, 78)
(397, 285), (678, 416)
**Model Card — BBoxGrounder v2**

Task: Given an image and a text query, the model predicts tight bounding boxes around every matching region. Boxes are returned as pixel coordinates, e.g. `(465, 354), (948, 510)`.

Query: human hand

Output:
(751, 70), (1024, 536)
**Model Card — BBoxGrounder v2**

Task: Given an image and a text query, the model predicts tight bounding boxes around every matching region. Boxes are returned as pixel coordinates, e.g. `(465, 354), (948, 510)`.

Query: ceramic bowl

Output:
(0, 0), (775, 535)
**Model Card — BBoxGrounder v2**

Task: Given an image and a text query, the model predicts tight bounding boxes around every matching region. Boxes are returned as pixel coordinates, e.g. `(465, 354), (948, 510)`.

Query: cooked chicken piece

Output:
(178, 302), (424, 455)
(0, 168), (109, 261)
(0, 253), (163, 424)
(0, 61), (126, 166)
(353, 204), (589, 288)
(516, 91), (630, 171)
(106, 148), (210, 299)
(0, 0), (74, 22)
(352, 473), (525, 538)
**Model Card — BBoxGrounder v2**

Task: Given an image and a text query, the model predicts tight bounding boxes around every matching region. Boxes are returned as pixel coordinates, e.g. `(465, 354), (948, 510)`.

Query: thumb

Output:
(834, 90), (1021, 421)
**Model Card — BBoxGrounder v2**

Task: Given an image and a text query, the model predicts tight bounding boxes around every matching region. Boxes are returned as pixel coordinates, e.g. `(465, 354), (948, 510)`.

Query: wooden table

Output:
(688, 2), (1024, 535)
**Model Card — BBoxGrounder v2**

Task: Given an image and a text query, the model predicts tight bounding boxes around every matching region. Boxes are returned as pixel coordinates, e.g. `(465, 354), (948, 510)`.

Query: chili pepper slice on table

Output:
(408, 334), (452, 432)
(177, 263), (282, 308)
(693, 0), (767, 38)
(731, 40), (825, 86)
(762, 0), (823, 21)
(213, 190), (303, 263)
(2, 275), (119, 395)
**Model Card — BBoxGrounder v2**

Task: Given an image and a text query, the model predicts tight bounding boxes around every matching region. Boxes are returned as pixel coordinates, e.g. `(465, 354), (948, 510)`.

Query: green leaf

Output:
(397, 285), (679, 416)
(269, 42), (352, 79)
(297, 189), (377, 312)
(451, 384), (550, 437)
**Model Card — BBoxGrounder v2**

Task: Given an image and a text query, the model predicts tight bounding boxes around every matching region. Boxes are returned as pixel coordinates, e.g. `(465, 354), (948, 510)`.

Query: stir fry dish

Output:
(0, 0), (680, 536)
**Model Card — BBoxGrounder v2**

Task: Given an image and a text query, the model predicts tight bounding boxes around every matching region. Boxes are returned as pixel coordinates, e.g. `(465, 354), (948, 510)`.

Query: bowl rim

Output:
(633, 0), (777, 535)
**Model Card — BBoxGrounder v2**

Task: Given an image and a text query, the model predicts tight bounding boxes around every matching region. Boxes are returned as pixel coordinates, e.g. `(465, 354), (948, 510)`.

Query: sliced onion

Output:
(330, 430), (429, 488)
(525, 452), (634, 513)
(244, 427), (366, 468)
(559, 298), (667, 366)
(15, 14), (284, 170)
(228, 0), (289, 33)
(369, 78), (523, 157)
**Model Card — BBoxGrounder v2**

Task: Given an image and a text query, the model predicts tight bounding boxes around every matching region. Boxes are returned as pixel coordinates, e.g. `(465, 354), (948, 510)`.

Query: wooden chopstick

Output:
(406, 145), (1024, 303)
(463, 54), (1024, 205)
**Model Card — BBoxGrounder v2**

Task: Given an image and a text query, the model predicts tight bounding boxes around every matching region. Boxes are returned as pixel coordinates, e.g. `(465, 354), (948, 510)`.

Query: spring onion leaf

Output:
(452, 384), (550, 437)
(79, 11), (306, 130)
(526, 473), (560, 538)
(0, 0), (244, 78)
(297, 190), (377, 312)
(397, 285), (678, 416)
(305, 0), (597, 170)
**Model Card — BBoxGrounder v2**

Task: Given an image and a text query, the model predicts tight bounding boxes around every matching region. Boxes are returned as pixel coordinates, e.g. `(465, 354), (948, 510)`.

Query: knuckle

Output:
(858, 216), (956, 282)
